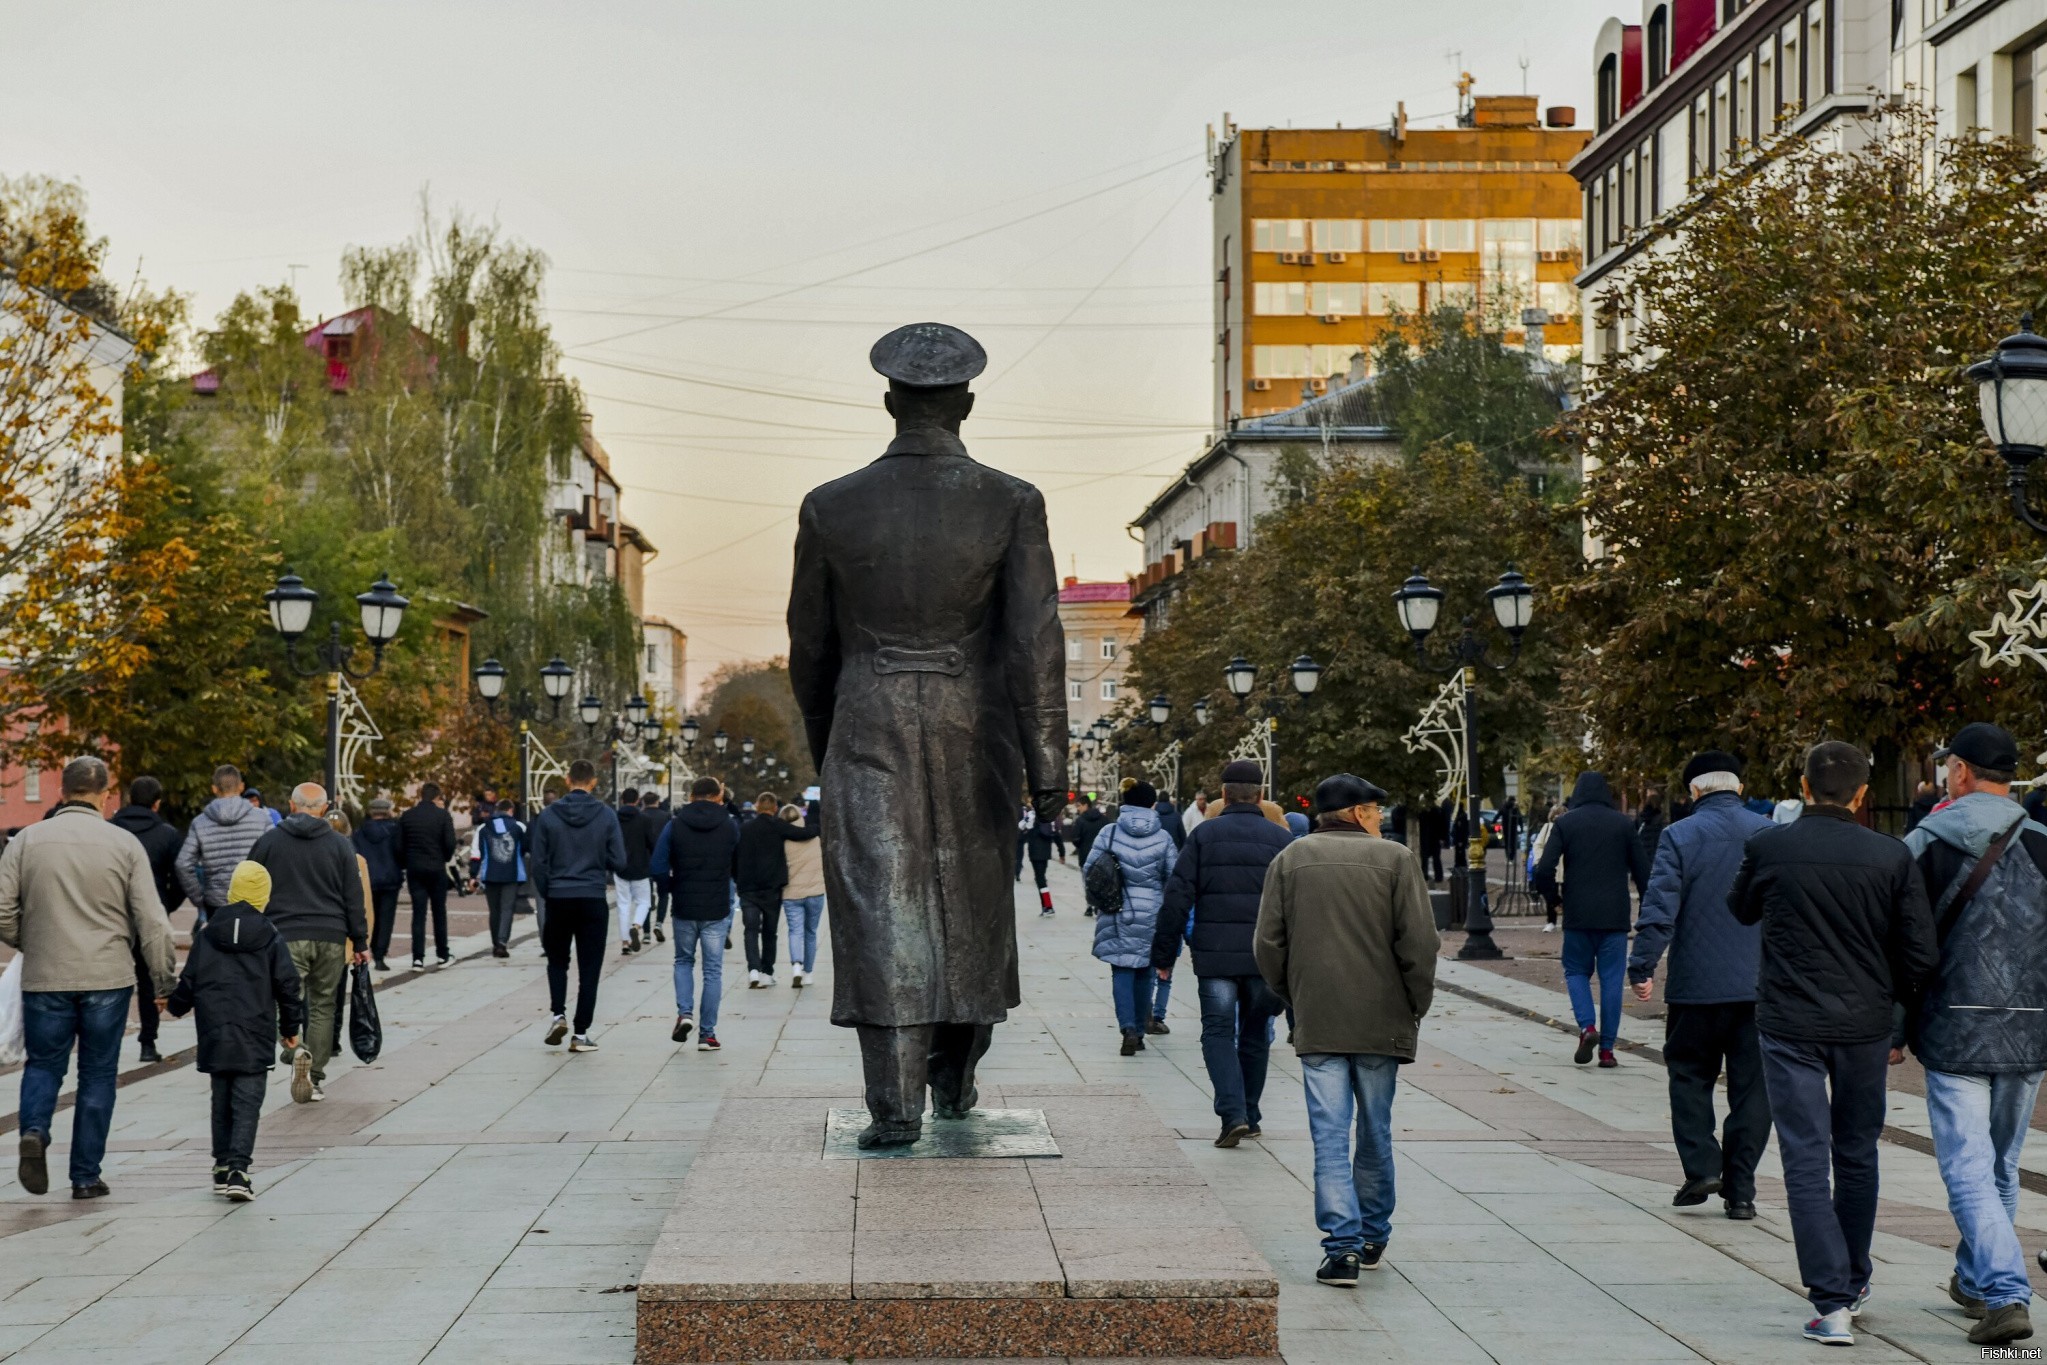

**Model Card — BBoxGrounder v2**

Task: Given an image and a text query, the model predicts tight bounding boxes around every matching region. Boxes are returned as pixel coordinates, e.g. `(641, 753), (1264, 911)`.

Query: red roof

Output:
(1059, 580), (1130, 604)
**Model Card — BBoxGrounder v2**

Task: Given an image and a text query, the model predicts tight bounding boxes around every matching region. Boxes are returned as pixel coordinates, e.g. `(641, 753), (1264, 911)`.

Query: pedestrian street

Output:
(0, 863), (2012, 1363)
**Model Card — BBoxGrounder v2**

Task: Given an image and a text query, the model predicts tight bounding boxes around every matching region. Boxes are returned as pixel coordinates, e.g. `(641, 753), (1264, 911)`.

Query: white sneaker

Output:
(1542, 923), (1557, 933)
(1802, 1308), (1852, 1346)
(544, 1015), (569, 1046)
(289, 1048), (314, 1104)
(568, 1034), (598, 1052)
(309, 1084), (325, 1102)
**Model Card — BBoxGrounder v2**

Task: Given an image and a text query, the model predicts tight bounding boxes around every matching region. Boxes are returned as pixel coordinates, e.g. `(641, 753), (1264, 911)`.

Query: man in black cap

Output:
(1902, 722), (2047, 1346)
(1152, 759), (1294, 1148)
(787, 322), (1067, 1148)
(1255, 774), (1437, 1286)
(1627, 750), (1774, 1218)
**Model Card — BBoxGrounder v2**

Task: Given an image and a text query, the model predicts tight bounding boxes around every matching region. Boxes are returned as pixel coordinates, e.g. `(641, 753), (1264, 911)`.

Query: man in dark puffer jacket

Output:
(1152, 760), (1292, 1149)
(1730, 741), (1938, 1348)
(1904, 722), (2047, 1346)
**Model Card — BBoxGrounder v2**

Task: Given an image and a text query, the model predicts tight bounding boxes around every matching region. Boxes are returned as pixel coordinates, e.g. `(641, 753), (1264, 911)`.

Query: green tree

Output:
(1564, 112), (2047, 795)
(1371, 305), (1574, 477)
(696, 658), (814, 795)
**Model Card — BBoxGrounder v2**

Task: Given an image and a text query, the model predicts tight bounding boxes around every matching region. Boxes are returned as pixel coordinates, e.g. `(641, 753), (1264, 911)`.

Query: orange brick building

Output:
(1211, 93), (1593, 423)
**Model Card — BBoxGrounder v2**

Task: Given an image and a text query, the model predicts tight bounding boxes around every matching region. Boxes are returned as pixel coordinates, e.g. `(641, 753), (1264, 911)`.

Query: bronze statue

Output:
(787, 323), (1068, 1148)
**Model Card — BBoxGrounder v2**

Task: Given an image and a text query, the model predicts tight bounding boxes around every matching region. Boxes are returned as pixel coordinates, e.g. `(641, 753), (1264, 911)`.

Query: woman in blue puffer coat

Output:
(1084, 782), (1178, 1056)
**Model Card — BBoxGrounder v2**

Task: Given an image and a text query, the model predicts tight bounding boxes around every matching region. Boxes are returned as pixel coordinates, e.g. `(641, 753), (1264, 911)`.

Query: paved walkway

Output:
(0, 862), (2018, 1362)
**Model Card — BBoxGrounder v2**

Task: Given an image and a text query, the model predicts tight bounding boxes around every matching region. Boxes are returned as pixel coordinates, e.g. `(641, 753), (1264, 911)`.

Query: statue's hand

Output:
(1032, 790), (1066, 823)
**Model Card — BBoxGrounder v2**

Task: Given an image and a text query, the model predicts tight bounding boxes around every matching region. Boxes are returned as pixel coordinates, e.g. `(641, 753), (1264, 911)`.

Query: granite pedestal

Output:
(638, 1083), (1280, 1362)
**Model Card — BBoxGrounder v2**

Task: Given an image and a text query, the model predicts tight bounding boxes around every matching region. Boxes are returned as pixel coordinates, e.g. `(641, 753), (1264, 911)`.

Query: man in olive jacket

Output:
(1255, 774), (1438, 1288)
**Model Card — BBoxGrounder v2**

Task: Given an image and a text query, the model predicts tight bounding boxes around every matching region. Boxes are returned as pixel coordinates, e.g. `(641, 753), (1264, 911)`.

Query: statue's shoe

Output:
(931, 1086), (978, 1121)
(856, 1122), (922, 1149)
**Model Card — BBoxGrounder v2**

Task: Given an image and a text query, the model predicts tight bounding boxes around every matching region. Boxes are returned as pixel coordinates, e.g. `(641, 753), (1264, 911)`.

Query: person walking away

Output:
(1902, 722), (2047, 1346)
(734, 792), (819, 987)
(1085, 781), (1175, 1056)
(652, 777), (740, 1048)
(163, 861), (303, 1202)
(0, 758), (176, 1199)
(779, 802), (827, 986)
(175, 764), (270, 929)
(477, 799), (527, 959)
(529, 760), (626, 1051)
(1533, 771), (1649, 1068)
(1071, 795), (1109, 862)
(398, 784), (457, 969)
(1024, 802), (1060, 915)
(325, 809), (375, 962)
(641, 791), (671, 942)
(1156, 795), (1187, 850)
(110, 776), (183, 1063)
(353, 798), (405, 971)
(1527, 803), (1565, 932)
(1634, 791), (1667, 867)
(249, 783), (370, 1103)
(1152, 760), (1292, 1147)
(1730, 741), (1938, 1347)
(1256, 774), (1437, 1285)
(614, 789), (652, 954)
(1417, 801), (1447, 885)
(1626, 751), (1773, 1219)
(246, 789), (282, 826)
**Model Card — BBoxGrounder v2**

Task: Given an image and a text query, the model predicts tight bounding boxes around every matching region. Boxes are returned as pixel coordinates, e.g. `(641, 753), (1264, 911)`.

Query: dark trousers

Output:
(1421, 845), (1444, 882)
(407, 870), (449, 960)
(1197, 974), (1284, 1128)
(130, 944), (159, 1049)
(1758, 1030), (1889, 1314)
(542, 897), (609, 1034)
(209, 1071), (267, 1172)
(1026, 856), (1049, 891)
(369, 885), (400, 962)
(484, 881), (519, 949)
(1664, 1001), (1770, 1202)
(652, 882), (670, 926)
(740, 892), (782, 975)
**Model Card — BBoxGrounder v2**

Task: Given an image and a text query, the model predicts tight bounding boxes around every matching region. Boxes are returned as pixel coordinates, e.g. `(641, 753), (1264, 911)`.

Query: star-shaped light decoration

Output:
(1968, 578), (2047, 672)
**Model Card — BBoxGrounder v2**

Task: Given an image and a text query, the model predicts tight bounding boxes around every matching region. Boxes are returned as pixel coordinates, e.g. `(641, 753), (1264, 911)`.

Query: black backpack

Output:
(1083, 825), (1124, 914)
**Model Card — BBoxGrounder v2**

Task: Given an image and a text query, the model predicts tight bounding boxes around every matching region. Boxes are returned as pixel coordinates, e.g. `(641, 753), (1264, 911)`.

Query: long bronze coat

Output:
(787, 427), (1068, 1027)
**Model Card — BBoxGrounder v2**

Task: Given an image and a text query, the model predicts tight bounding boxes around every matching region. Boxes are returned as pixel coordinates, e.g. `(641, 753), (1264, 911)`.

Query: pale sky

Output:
(2, 0), (1616, 703)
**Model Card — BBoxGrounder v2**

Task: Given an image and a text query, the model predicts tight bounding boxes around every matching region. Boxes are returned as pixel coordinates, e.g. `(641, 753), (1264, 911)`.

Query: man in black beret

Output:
(788, 323), (1068, 1149)
(1627, 750), (1774, 1219)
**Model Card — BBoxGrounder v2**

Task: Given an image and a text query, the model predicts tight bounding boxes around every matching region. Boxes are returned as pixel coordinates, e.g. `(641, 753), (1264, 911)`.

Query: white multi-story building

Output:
(640, 615), (688, 719)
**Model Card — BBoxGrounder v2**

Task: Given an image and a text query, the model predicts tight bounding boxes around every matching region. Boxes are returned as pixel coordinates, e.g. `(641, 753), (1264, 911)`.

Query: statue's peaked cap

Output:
(870, 322), (987, 387)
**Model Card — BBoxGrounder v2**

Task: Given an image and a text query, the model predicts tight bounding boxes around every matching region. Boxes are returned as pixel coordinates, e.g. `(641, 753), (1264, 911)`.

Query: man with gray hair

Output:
(175, 764), (270, 927)
(249, 782), (369, 1103)
(1627, 750), (1774, 1219)
(0, 757), (176, 1198)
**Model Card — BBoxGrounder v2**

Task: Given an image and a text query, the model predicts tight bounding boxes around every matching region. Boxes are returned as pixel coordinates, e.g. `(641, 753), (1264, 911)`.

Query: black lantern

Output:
(264, 571), (319, 640)
(1487, 566), (1535, 643)
(1192, 697), (1211, 727)
(355, 574), (410, 648)
(1288, 654), (1324, 697)
(742, 735), (756, 757)
(712, 729), (730, 755)
(681, 716), (701, 749)
(539, 656), (574, 703)
(1966, 314), (2047, 534)
(1223, 655), (1256, 700)
(472, 657), (508, 704)
(626, 693), (649, 730)
(1392, 569), (1446, 643)
(578, 694), (603, 728)
(1148, 694), (1171, 726)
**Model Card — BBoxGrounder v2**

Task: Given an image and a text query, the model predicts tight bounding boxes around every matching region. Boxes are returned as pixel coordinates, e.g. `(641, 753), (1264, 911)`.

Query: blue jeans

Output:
(783, 896), (824, 973)
(672, 915), (730, 1033)
(1110, 966), (1154, 1032)
(1197, 975), (1283, 1128)
(1153, 976), (1172, 1019)
(1302, 1053), (1401, 1253)
(20, 988), (132, 1187)
(1561, 928), (1627, 1047)
(1758, 1031), (1888, 1315)
(1925, 1068), (2044, 1309)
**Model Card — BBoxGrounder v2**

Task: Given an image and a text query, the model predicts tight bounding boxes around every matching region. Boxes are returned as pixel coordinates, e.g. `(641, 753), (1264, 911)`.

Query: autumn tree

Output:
(1371, 305), (1576, 477)
(695, 657), (813, 795)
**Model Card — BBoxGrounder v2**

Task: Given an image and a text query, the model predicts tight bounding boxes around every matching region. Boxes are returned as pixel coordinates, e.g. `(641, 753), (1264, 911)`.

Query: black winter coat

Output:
(1071, 807), (1109, 861)
(1151, 803), (1293, 978)
(1533, 772), (1649, 932)
(165, 900), (305, 1074)
(734, 810), (820, 895)
(653, 801), (741, 920)
(398, 802), (457, 876)
(352, 817), (405, 891)
(250, 814), (371, 947)
(1730, 804), (1940, 1044)
(110, 805), (184, 914)
(620, 806), (664, 881)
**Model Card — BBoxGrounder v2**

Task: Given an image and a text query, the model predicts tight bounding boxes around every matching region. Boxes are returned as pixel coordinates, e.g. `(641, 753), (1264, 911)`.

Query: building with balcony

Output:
(548, 419), (654, 618)
(1210, 91), (1591, 426)
(1058, 579), (1141, 738)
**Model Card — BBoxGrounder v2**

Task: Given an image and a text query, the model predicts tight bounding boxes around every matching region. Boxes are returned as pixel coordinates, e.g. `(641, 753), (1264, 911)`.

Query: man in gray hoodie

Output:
(176, 765), (271, 927)
(529, 760), (627, 1052)
(249, 783), (369, 1103)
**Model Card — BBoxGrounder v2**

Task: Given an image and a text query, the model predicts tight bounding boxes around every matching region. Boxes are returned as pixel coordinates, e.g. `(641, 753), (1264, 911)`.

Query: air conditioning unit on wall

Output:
(1324, 251), (1347, 263)
(1320, 314), (1343, 324)
(1250, 378), (1272, 391)
(1399, 250), (1424, 262)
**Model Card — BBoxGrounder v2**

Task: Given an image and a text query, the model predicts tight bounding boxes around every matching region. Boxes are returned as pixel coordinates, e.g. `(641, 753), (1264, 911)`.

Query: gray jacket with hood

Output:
(176, 795), (271, 911)
(529, 790), (627, 900)
(1904, 791), (2047, 1074)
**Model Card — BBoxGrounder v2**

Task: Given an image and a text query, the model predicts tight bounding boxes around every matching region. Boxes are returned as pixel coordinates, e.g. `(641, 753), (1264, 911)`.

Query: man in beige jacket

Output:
(0, 757), (176, 1199)
(1255, 773), (1437, 1288)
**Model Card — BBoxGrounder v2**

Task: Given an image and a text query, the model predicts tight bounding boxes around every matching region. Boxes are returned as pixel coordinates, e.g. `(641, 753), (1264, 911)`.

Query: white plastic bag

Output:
(0, 956), (23, 1066)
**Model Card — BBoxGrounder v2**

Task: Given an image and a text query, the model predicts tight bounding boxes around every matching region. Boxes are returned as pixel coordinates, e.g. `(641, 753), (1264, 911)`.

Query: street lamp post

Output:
(265, 570), (409, 800)
(1392, 566), (1535, 961)
(1967, 313), (2047, 534)
(472, 657), (580, 818)
(1219, 652), (1323, 800)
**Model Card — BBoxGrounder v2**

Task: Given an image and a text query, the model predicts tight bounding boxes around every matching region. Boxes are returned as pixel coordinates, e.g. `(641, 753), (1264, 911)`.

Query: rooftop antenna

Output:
(1519, 55), (1530, 95)
(287, 263), (309, 295)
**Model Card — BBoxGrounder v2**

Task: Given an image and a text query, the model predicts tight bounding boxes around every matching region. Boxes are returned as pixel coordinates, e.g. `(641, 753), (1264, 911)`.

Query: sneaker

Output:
(1848, 1283), (1870, 1318)
(1215, 1121), (1251, 1149)
(569, 1034), (598, 1052)
(792, 971), (805, 989)
(630, 926), (643, 953)
(222, 1170), (254, 1202)
(17, 1132), (47, 1195)
(212, 1164), (230, 1194)
(1040, 906), (1055, 917)
(544, 1014), (569, 1046)
(289, 1047), (314, 1104)
(1542, 922), (1557, 933)
(1950, 1274), (1989, 1320)
(309, 1084), (325, 1102)
(621, 939), (636, 955)
(1598, 1049), (1618, 1068)
(1574, 1026), (1597, 1064)
(1083, 907), (1096, 917)
(435, 954), (451, 969)
(1146, 1020), (1170, 1035)
(673, 1016), (694, 1044)
(698, 1032), (721, 1051)
(1969, 1302), (2034, 1346)
(411, 957), (425, 971)
(1315, 1252), (1361, 1287)
(70, 1181), (110, 1201)
(1244, 1125), (1262, 1140)
(653, 925), (666, 943)
(138, 1043), (162, 1064)
(1802, 1309), (1853, 1346)
(1359, 1242), (1386, 1270)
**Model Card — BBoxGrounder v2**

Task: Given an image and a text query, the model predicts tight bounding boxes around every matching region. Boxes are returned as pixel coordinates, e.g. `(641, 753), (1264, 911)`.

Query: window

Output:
(1100, 638), (1118, 660)
(1735, 56), (1753, 151)
(1432, 281), (1477, 313)
(1312, 344), (1361, 377)
(646, 644), (660, 674)
(1484, 219), (1535, 246)
(1484, 220), (1536, 298)
(1692, 94), (1710, 179)
(1367, 220), (1423, 253)
(1066, 638), (1081, 662)
(1067, 681), (1083, 702)
(22, 769), (39, 805)
(1713, 75), (1731, 172)
(1366, 282), (1420, 315)
(1597, 53), (1619, 131)
(1805, 4), (1826, 105)
(1956, 65), (1978, 136)
(1252, 345), (1313, 379)
(1099, 681), (1118, 702)
(1538, 219), (1581, 254)
(1619, 157), (1635, 235)
(1783, 21), (1802, 114)
(1309, 282), (1362, 315)
(1589, 179), (1605, 255)
(1311, 219), (1363, 252)
(1648, 6), (1669, 85)
(2016, 40), (2043, 150)
(1660, 113), (1689, 209)
(1538, 282), (1579, 320)
(1426, 220), (1476, 252)
(1251, 219), (1308, 252)
(1253, 281), (1306, 315)
(1758, 41), (1777, 130)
